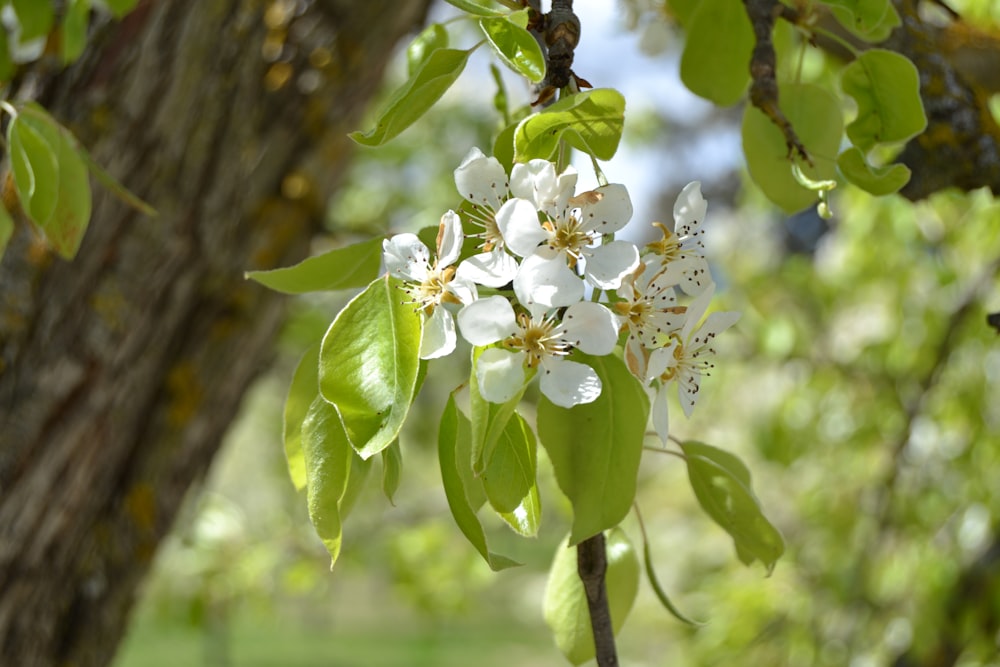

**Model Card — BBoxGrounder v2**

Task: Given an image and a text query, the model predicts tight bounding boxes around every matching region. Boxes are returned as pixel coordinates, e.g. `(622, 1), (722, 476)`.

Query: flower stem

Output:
(577, 532), (619, 666)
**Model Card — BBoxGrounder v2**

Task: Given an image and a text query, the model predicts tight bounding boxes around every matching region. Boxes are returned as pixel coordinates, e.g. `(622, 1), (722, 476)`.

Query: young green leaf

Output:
(679, 0), (753, 106)
(8, 104), (93, 259)
(0, 205), (13, 262)
(742, 83), (843, 213)
(493, 120), (518, 173)
(245, 237), (384, 294)
(482, 411), (537, 514)
(469, 346), (532, 474)
(823, 0), (900, 42)
(514, 88), (626, 163)
(442, 0), (505, 16)
(438, 395), (522, 571)
(407, 23), (449, 77)
(679, 441), (785, 573)
(543, 528), (640, 666)
(301, 396), (354, 567)
(498, 480), (541, 537)
(842, 49), (927, 152)
(12, 0), (54, 41)
(350, 48), (471, 147)
(537, 352), (649, 545)
(283, 344), (321, 491)
(319, 275), (422, 459)
(61, 0), (91, 64)
(642, 540), (703, 626)
(479, 12), (545, 83)
(381, 439), (403, 504)
(837, 146), (912, 196)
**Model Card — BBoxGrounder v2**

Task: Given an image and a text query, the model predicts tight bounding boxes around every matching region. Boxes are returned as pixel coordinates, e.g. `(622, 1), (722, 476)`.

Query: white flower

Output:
(643, 283), (740, 441)
(644, 181), (712, 295)
(383, 211), (477, 359)
(456, 296), (619, 407)
(452, 148), (519, 288)
(615, 260), (687, 382)
(497, 159), (639, 313)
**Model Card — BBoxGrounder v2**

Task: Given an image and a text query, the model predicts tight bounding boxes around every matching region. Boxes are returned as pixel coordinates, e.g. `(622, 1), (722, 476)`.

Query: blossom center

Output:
(545, 213), (593, 267)
(504, 312), (569, 368)
(646, 222), (681, 263)
(407, 264), (459, 314)
(467, 205), (504, 252)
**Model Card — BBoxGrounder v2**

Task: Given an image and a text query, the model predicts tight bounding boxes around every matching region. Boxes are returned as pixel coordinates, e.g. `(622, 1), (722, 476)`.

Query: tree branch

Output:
(577, 532), (618, 667)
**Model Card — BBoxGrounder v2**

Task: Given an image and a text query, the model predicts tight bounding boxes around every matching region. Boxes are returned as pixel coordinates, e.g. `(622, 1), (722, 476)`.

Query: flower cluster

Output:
(382, 148), (738, 436)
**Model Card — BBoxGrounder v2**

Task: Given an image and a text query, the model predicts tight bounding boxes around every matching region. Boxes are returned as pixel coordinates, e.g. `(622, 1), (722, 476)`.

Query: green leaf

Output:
(441, 0), (505, 16)
(381, 439), (403, 504)
(341, 452), (374, 519)
(104, 0), (140, 17)
(470, 346), (532, 474)
(842, 49), (926, 152)
(283, 344), (320, 491)
(12, 0), (54, 41)
(823, 0), (900, 42)
(667, 0), (700, 26)
(482, 411), (536, 514)
(643, 539), (703, 626)
(319, 275), (422, 458)
(742, 83), (843, 213)
(350, 48), (471, 147)
(0, 28), (14, 83)
(301, 396), (354, 567)
(679, 441), (785, 573)
(480, 12), (545, 83)
(537, 353), (649, 545)
(407, 23), (449, 77)
(837, 146), (912, 195)
(61, 0), (91, 64)
(679, 0), (754, 105)
(8, 104), (93, 259)
(543, 528), (640, 666)
(78, 145), (157, 216)
(498, 478), (541, 537)
(245, 237), (383, 294)
(0, 205), (13, 262)
(438, 395), (521, 571)
(493, 120), (518, 174)
(514, 88), (626, 163)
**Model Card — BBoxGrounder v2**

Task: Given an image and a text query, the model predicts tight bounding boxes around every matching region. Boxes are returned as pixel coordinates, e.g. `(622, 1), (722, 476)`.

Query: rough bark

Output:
(0, 1), (430, 665)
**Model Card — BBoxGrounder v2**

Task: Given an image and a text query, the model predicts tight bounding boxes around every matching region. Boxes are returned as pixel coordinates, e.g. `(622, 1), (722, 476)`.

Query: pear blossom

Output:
(614, 260), (688, 382)
(643, 284), (740, 442)
(457, 296), (619, 407)
(383, 211), (477, 359)
(497, 159), (640, 313)
(452, 148), (519, 287)
(643, 181), (712, 295)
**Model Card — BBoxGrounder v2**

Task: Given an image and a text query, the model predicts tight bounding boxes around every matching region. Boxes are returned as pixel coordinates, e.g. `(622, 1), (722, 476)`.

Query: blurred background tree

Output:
(2, 1), (998, 666)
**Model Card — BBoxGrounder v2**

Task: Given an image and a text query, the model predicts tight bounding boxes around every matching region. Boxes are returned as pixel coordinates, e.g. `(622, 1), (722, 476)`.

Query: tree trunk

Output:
(0, 1), (430, 665)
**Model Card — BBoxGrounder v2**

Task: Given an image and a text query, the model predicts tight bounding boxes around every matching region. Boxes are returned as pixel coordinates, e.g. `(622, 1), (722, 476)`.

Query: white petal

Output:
(457, 296), (517, 346)
(510, 159), (557, 204)
(456, 250), (519, 288)
(678, 368), (700, 417)
(652, 382), (671, 444)
(383, 234), (429, 281)
(437, 210), (464, 267)
(421, 307), (456, 360)
(583, 241), (640, 290)
(624, 334), (648, 381)
(496, 198), (547, 257)
(681, 281), (716, 340)
(539, 358), (602, 407)
(561, 302), (619, 355)
(514, 250), (584, 317)
(697, 310), (741, 342)
(579, 183), (633, 234)
(647, 342), (677, 383)
(446, 275), (478, 305)
(476, 347), (526, 403)
(455, 148), (508, 212)
(673, 181), (707, 239)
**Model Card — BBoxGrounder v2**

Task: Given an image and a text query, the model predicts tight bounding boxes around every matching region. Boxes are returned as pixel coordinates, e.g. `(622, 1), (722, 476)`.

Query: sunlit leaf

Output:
(514, 89), (626, 163)
(842, 49), (926, 152)
(823, 0), (900, 41)
(480, 11), (545, 83)
(837, 146), (912, 195)
(537, 352), (649, 545)
(493, 120), (518, 173)
(8, 104), (92, 259)
(283, 344), (320, 491)
(543, 528), (640, 665)
(381, 439), (403, 504)
(350, 48), (471, 146)
(301, 396), (353, 567)
(407, 23), (448, 76)
(679, 441), (785, 573)
(742, 83), (843, 213)
(245, 237), (383, 294)
(679, 0), (753, 105)
(442, 0), (505, 16)
(482, 411), (536, 514)
(319, 275), (422, 458)
(438, 395), (521, 571)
